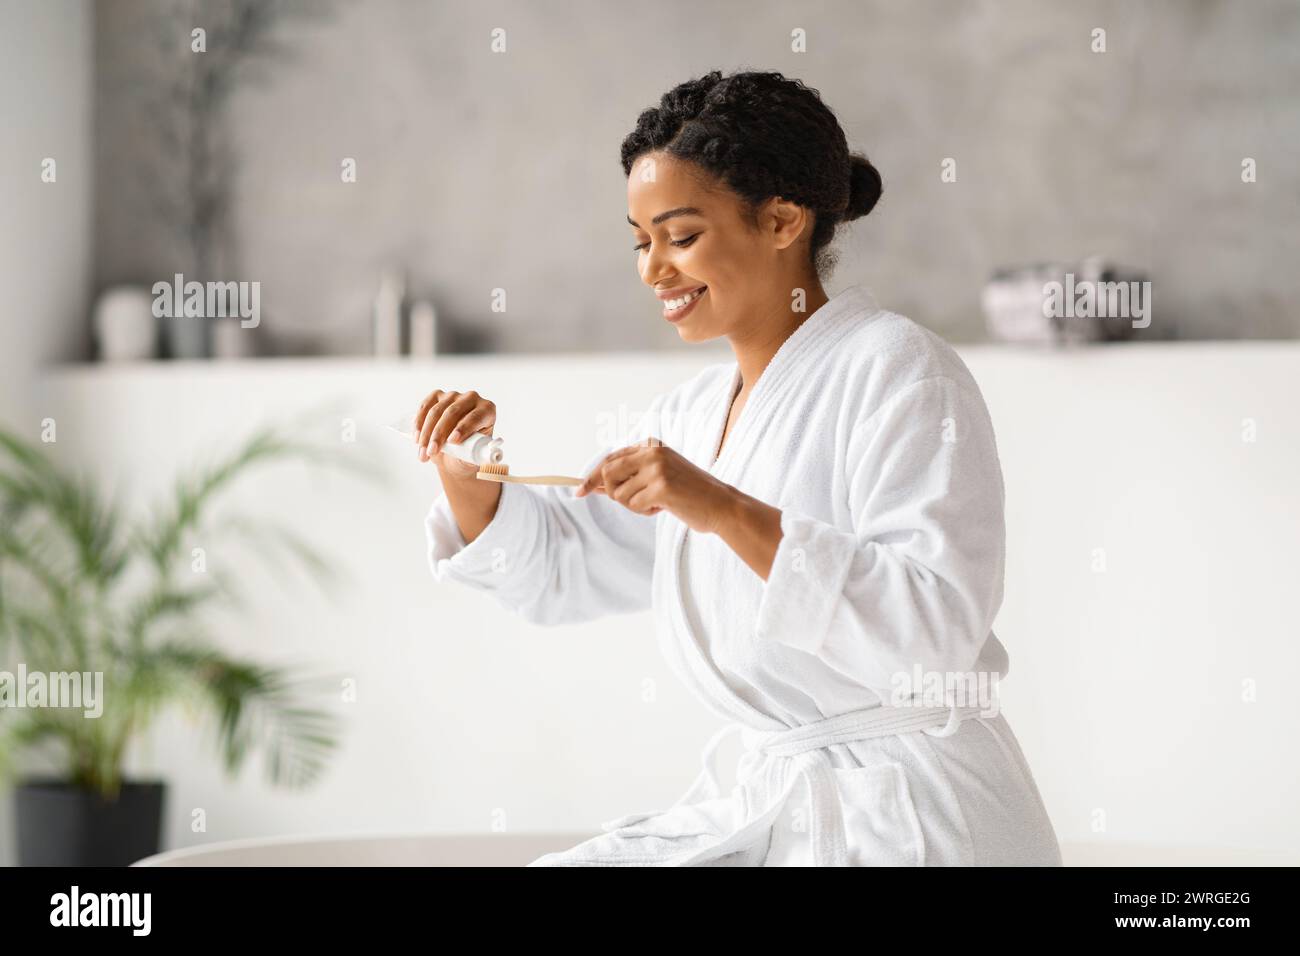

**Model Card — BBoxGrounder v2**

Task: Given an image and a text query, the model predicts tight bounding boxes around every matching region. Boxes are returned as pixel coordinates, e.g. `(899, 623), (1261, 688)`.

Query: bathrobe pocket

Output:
(834, 762), (927, 866)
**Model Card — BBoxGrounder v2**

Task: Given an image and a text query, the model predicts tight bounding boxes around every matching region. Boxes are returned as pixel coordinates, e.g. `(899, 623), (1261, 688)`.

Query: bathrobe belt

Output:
(614, 703), (986, 867)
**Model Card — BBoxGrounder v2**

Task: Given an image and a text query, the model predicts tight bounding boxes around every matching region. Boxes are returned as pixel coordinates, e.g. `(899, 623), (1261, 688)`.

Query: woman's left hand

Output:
(575, 440), (735, 534)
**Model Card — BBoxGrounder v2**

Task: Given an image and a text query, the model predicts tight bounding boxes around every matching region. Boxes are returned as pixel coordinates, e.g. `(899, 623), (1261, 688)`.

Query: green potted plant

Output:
(0, 424), (364, 865)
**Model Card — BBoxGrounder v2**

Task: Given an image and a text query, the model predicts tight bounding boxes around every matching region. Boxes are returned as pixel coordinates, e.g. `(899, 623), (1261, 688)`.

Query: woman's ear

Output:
(761, 197), (812, 252)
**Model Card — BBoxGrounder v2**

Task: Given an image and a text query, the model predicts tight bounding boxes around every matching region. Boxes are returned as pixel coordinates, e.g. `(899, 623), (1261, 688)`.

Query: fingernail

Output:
(448, 430), (460, 443)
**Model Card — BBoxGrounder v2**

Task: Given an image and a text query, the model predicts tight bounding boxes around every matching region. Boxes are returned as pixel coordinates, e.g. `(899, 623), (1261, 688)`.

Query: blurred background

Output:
(1, 0), (1298, 866)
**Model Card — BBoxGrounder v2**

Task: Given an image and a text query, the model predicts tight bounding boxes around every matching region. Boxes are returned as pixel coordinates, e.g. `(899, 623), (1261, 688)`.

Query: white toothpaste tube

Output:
(383, 416), (505, 466)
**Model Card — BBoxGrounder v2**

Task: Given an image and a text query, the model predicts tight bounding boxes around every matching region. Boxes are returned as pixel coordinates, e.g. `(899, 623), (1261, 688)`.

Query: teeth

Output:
(665, 288), (705, 311)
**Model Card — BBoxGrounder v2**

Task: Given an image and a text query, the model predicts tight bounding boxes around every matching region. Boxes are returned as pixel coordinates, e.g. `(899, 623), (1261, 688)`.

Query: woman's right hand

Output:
(413, 388), (497, 477)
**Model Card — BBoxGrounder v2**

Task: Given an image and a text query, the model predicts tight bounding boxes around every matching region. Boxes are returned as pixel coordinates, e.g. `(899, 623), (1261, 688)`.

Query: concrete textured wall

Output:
(92, 0), (1300, 355)
(0, 0), (94, 866)
(1, 0), (93, 401)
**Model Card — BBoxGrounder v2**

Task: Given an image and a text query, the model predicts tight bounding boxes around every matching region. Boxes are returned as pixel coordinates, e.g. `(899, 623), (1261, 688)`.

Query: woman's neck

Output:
(726, 282), (829, 390)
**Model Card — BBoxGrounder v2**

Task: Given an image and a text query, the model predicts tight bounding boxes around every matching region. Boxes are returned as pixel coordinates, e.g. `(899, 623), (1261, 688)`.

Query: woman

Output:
(417, 70), (1061, 866)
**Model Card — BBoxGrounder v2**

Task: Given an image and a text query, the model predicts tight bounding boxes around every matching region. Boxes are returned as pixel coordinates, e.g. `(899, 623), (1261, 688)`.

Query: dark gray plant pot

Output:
(15, 778), (166, 866)
(164, 314), (211, 359)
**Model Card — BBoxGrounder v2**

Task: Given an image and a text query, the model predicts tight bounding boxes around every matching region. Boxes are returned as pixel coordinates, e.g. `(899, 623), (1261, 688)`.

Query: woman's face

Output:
(626, 152), (807, 343)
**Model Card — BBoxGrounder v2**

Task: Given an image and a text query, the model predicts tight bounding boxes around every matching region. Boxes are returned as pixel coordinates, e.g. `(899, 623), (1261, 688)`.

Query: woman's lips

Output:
(663, 286), (707, 323)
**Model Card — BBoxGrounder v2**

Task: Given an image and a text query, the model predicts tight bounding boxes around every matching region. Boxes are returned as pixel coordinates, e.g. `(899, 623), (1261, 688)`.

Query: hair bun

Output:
(844, 154), (882, 221)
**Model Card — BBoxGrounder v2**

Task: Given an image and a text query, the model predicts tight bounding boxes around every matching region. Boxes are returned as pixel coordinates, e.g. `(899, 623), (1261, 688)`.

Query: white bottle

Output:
(408, 299), (438, 356)
(372, 268), (405, 357)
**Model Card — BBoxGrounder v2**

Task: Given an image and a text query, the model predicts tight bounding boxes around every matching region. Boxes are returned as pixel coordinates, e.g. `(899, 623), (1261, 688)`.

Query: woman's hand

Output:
(578, 439), (785, 579)
(413, 388), (503, 544)
(412, 388), (496, 478)
(575, 440), (738, 534)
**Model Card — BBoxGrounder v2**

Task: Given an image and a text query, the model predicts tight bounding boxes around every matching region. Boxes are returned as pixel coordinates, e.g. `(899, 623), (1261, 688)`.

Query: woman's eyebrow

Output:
(626, 206), (704, 228)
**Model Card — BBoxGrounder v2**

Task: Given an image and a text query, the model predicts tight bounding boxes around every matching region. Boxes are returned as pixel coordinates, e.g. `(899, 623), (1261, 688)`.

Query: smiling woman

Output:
(622, 72), (881, 344)
(419, 69), (1061, 867)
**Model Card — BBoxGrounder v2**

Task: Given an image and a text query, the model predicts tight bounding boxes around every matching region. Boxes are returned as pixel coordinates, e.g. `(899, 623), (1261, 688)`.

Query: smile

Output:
(662, 286), (707, 322)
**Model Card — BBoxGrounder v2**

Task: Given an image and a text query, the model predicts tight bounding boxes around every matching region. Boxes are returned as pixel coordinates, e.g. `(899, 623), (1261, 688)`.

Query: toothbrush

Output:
(474, 437), (660, 487)
(474, 463), (583, 486)
(385, 417), (574, 481)
(387, 415), (657, 486)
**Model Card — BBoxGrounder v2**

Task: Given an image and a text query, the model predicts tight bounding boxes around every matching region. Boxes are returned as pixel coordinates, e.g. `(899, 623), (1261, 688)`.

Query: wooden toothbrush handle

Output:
(513, 475), (583, 486)
(477, 473), (582, 486)
(477, 439), (660, 486)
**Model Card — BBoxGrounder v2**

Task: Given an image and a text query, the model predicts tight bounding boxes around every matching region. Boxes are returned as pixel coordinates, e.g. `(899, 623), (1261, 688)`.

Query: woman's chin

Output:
(675, 320), (720, 344)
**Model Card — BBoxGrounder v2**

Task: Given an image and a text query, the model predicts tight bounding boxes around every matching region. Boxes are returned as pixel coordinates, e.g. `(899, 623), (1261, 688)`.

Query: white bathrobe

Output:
(425, 285), (1062, 866)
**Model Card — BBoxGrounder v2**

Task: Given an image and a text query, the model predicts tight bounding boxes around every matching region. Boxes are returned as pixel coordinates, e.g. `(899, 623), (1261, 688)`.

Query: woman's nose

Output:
(640, 244), (672, 286)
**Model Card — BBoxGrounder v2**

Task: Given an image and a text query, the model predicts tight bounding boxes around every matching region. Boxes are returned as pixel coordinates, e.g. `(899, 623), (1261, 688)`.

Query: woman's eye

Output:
(633, 234), (699, 254)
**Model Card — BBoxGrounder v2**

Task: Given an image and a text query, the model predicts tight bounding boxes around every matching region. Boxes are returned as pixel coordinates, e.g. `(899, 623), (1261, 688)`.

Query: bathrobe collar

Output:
(705, 284), (881, 480)
(661, 284), (882, 729)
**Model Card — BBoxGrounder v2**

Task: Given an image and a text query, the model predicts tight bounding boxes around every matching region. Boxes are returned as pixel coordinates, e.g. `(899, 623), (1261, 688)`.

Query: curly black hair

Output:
(620, 70), (881, 278)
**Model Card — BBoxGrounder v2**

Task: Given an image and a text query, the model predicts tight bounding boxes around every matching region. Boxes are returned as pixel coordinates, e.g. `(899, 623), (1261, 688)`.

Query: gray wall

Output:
(1, 0), (93, 400)
(0, 0), (94, 865)
(94, 0), (1300, 354)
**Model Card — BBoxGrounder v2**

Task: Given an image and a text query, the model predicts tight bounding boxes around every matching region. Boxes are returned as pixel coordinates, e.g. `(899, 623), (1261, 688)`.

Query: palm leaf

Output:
(123, 581), (225, 651)
(173, 645), (340, 788)
(0, 420), (368, 797)
(0, 433), (128, 588)
(136, 424), (374, 573)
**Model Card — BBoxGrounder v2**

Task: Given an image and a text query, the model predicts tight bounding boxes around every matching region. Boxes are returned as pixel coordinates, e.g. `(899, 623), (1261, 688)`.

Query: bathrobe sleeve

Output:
(424, 405), (664, 626)
(755, 375), (1006, 693)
